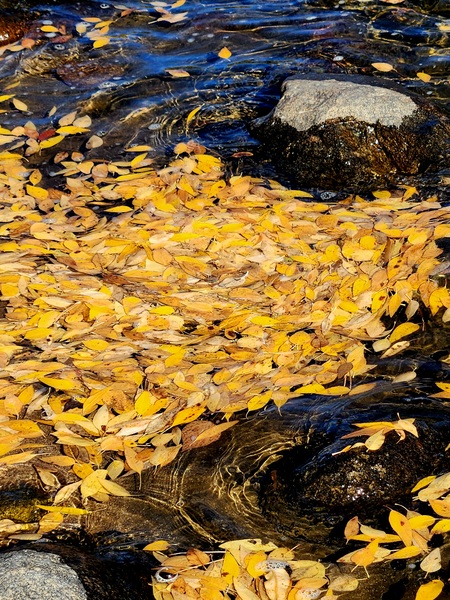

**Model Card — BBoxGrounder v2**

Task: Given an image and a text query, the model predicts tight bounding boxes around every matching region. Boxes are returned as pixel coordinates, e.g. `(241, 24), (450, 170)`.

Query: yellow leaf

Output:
(53, 481), (82, 504)
(83, 339), (110, 351)
(38, 376), (80, 391)
(18, 385), (34, 405)
(24, 328), (53, 341)
(420, 548), (441, 574)
(389, 509), (413, 546)
(38, 511), (64, 533)
(148, 444), (181, 467)
(389, 322), (420, 343)
(371, 62), (394, 72)
(417, 72), (431, 83)
(409, 515), (435, 530)
(0, 451), (37, 464)
(388, 546), (422, 560)
(408, 230), (428, 245)
(221, 551), (240, 584)
(26, 185), (48, 200)
(415, 580), (444, 600)
(40, 135), (64, 149)
(431, 519), (450, 534)
(247, 390), (272, 411)
(41, 25), (59, 32)
(430, 498), (450, 517)
(143, 540), (171, 552)
(99, 478), (131, 497)
(56, 126), (90, 135)
(124, 145), (152, 152)
(12, 98), (28, 112)
(295, 383), (326, 394)
(218, 47), (232, 59)
(36, 505), (89, 515)
(105, 205), (133, 212)
(412, 475), (436, 493)
(429, 288), (450, 316)
(93, 37), (110, 48)
(434, 224), (450, 239)
(186, 106), (201, 128)
(245, 550), (267, 578)
(171, 404), (205, 427)
(251, 316), (279, 327)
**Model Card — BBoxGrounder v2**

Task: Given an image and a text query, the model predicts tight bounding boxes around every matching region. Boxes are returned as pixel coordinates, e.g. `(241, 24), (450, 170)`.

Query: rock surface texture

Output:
(252, 74), (450, 191)
(0, 550), (87, 600)
(0, 14), (26, 46)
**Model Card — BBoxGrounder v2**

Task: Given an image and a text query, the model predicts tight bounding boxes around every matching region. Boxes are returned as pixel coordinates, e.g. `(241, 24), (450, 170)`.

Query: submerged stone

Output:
(252, 74), (450, 191)
(0, 13), (27, 46)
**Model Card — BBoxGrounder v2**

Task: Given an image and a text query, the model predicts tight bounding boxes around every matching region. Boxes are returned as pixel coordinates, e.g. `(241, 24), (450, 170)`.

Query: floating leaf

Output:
(417, 72), (431, 83)
(12, 98), (28, 112)
(420, 548), (441, 574)
(371, 62), (394, 72)
(415, 580), (444, 600)
(218, 47), (232, 59)
(143, 540), (171, 552)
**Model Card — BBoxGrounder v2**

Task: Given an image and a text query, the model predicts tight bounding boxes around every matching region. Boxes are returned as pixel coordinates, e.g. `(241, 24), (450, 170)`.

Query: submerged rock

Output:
(252, 74), (450, 191)
(0, 13), (27, 46)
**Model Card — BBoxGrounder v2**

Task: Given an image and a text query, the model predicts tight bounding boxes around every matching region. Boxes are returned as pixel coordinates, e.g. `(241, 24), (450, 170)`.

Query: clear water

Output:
(0, 0), (448, 178)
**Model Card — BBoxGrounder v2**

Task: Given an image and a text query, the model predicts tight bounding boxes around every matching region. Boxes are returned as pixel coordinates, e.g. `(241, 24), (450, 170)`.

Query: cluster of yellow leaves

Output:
(338, 471), (450, 600)
(0, 106), (448, 515)
(151, 0), (188, 24)
(147, 539), (359, 600)
(0, 505), (88, 545)
(336, 416), (418, 453)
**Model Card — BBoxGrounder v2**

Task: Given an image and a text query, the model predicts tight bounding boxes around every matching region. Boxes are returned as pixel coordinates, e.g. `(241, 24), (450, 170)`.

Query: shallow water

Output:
(0, 0), (449, 187)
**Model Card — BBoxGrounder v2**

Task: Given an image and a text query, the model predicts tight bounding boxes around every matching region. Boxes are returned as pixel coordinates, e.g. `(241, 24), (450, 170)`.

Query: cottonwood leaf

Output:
(53, 480), (82, 504)
(420, 548), (441, 574)
(264, 567), (290, 600)
(389, 509), (413, 547)
(415, 580), (444, 600)
(143, 540), (171, 552)
(371, 62), (394, 72)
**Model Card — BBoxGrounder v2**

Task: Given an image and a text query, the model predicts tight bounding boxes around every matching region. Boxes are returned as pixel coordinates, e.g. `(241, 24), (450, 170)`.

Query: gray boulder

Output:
(0, 550), (87, 600)
(0, 545), (155, 600)
(252, 74), (450, 191)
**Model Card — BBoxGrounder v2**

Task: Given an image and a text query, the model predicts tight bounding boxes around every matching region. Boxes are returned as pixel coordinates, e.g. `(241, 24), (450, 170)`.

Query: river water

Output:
(1, 1), (450, 595)
(0, 0), (449, 187)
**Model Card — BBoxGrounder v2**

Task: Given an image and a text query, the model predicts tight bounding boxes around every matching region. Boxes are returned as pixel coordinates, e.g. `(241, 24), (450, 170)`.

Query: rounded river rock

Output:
(252, 74), (450, 191)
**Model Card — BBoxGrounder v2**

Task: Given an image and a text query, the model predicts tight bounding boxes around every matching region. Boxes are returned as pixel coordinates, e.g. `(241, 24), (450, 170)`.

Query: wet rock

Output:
(0, 545), (155, 600)
(86, 385), (450, 553)
(252, 74), (450, 191)
(56, 60), (127, 88)
(0, 13), (27, 46)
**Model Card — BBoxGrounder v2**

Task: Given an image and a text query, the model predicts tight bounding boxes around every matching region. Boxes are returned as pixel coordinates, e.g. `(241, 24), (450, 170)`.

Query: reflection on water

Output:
(0, 0), (448, 178)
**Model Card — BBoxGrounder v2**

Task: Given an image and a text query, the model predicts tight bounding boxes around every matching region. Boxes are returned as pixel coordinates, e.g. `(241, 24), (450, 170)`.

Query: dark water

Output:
(0, 0), (449, 183)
